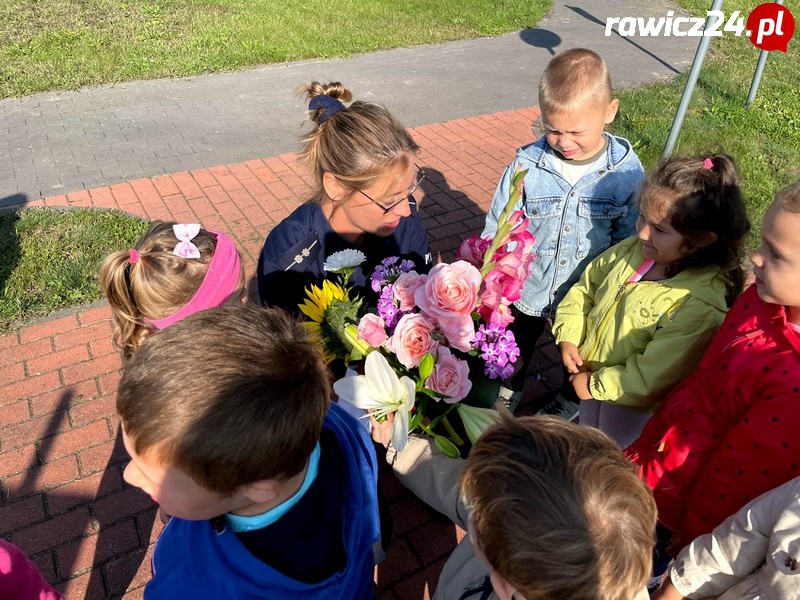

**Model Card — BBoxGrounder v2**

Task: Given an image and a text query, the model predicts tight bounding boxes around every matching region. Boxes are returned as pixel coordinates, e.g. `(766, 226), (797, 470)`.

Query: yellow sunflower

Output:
(299, 280), (349, 363)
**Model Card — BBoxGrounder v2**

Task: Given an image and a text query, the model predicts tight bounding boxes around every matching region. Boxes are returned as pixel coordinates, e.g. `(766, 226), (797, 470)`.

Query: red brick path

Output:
(0, 107), (544, 599)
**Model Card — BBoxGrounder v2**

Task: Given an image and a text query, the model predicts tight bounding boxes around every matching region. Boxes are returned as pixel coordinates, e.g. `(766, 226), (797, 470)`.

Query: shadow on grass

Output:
(0, 198), (25, 311)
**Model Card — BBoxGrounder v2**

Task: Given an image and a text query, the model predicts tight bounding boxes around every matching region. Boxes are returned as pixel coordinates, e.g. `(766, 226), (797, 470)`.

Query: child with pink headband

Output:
(95, 221), (244, 597)
(100, 221), (244, 358)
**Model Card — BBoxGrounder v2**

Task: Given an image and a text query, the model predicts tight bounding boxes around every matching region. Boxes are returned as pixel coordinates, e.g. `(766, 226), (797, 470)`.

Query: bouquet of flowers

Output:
(299, 165), (534, 457)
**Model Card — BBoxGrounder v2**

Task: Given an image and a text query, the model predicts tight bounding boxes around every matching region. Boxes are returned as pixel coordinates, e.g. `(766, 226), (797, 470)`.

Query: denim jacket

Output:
(481, 133), (644, 317)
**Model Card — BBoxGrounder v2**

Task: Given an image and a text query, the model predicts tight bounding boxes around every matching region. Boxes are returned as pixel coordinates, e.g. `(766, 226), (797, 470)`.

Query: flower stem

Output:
(441, 416), (464, 446)
(480, 165), (528, 278)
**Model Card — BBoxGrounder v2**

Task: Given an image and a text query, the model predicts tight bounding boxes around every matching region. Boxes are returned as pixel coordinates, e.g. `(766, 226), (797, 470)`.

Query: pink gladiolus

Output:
(426, 346), (472, 403)
(415, 261), (481, 322)
(456, 235), (491, 268)
(357, 314), (388, 347)
(506, 209), (528, 238)
(388, 313), (438, 369)
(393, 272), (426, 312)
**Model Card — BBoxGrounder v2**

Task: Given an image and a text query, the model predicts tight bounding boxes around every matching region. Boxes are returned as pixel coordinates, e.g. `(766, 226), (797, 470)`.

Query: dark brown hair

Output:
(117, 305), (331, 494)
(298, 81), (419, 200)
(640, 153), (750, 304)
(462, 414), (657, 600)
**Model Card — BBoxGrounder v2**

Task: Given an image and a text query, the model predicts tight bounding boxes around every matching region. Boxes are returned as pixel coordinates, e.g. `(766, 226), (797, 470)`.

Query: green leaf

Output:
(434, 435), (461, 458)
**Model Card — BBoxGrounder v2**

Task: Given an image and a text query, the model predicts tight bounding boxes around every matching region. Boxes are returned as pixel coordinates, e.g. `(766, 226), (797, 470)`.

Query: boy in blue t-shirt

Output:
(482, 48), (644, 415)
(116, 305), (380, 599)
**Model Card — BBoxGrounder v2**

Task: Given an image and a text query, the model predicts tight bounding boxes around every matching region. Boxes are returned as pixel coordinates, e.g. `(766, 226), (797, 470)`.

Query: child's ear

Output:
(604, 99), (620, 125)
(489, 570), (518, 600)
(242, 480), (282, 504)
(322, 172), (348, 203)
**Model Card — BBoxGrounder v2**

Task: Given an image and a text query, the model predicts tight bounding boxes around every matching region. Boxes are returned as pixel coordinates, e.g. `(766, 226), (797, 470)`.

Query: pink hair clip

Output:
(128, 248), (140, 264)
(172, 224), (202, 258)
(703, 157), (714, 170)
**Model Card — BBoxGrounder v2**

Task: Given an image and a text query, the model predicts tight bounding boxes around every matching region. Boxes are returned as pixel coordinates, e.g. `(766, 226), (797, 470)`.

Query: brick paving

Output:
(0, 106), (566, 599)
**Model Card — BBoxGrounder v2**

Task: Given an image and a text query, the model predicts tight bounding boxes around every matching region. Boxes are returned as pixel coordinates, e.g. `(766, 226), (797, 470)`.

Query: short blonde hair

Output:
(539, 48), (613, 114)
(773, 180), (800, 214)
(462, 415), (656, 600)
(298, 81), (419, 199)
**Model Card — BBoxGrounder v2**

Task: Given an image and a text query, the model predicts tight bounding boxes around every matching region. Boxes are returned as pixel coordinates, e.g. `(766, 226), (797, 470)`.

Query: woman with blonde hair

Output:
(257, 81), (431, 312)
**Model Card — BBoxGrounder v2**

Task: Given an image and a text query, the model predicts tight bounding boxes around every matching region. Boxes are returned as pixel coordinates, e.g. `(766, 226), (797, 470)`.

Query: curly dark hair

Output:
(640, 153), (751, 305)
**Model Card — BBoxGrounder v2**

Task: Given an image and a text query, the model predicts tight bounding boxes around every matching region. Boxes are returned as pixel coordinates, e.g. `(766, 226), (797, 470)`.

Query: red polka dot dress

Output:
(625, 285), (800, 545)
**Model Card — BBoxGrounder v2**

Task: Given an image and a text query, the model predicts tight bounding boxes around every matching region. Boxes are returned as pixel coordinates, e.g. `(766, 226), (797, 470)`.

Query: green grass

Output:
(0, 0), (551, 98)
(611, 0), (800, 235)
(0, 208), (149, 331)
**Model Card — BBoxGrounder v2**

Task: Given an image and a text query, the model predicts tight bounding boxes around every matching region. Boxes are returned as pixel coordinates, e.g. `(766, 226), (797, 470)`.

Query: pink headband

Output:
(149, 229), (242, 330)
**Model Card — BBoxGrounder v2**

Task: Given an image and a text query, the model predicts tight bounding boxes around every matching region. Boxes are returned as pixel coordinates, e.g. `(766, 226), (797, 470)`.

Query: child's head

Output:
(751, 180), (800, 313)
(637, 154), (750, 300)
(117, 305), (331, 520)
(462, 415), (656, 600)
(99, 222), (244, 359)
(538, 48), (619, 161)
(298, 81), (423, 238)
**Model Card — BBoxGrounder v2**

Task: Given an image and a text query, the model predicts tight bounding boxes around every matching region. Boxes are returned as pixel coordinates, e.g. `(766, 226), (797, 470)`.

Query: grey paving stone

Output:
(1, 0), (696, 198)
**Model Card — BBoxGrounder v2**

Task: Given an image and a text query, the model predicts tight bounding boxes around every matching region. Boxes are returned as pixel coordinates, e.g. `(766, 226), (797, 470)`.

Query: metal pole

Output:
(663, 0), (723, 158)
(746, 0), (783, 107)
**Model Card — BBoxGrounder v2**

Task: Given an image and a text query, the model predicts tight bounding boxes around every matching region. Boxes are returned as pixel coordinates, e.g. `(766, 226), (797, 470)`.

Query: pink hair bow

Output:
(172, 224), (202, 258)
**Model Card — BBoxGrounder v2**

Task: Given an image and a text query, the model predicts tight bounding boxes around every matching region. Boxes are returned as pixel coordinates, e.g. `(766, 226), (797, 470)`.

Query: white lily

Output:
(456, 403), (502, 445)
(333, 351), (416, 451)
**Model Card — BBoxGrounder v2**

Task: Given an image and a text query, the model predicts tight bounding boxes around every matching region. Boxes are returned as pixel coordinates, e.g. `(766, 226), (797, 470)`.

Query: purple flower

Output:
(474, 323), (520, 379)
(371, 255), (416, 292)
(378, 286), (402, 328)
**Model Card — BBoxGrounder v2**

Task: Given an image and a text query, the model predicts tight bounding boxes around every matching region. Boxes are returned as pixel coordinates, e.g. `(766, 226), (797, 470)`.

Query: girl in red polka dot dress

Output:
(627, 180), (800, 563)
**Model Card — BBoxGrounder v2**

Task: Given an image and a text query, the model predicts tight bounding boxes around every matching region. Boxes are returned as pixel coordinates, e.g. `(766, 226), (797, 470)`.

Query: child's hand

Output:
(569, 371), (594, 400)
(558, 342), (584, 373)
(370, 411), (395, 447)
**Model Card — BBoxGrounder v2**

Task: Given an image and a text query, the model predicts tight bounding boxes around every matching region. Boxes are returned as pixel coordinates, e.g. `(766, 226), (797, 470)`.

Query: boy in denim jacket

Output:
(482, 48), (644, 412)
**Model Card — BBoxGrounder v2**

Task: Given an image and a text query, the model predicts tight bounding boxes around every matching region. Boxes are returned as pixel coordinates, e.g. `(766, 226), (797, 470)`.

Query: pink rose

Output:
(438, 314), (476, 352)
(388, 313), (438, 369)
(425, 346), (472, 403)
(414, 261), (481, 322)
(456, 235), (491, 268)
(357, 314), (387, 347)
(393, 272), (426, 312)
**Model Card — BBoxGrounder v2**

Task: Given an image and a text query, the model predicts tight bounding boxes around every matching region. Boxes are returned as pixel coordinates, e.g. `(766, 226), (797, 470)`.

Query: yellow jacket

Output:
(552, 236), (728, 409)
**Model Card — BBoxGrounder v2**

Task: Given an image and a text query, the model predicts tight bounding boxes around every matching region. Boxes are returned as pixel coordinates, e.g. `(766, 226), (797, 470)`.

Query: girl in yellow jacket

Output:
(552, 154), (749, 447)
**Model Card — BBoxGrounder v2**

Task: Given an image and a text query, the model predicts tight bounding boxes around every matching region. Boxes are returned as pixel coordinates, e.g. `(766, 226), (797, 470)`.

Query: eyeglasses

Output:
(357, 167), (427, 215)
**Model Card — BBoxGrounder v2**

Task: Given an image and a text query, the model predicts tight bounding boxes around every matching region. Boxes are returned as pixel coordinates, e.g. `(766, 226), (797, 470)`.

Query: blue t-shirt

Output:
(257, 200), (431, 312)
(144, 404), (380, 599)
